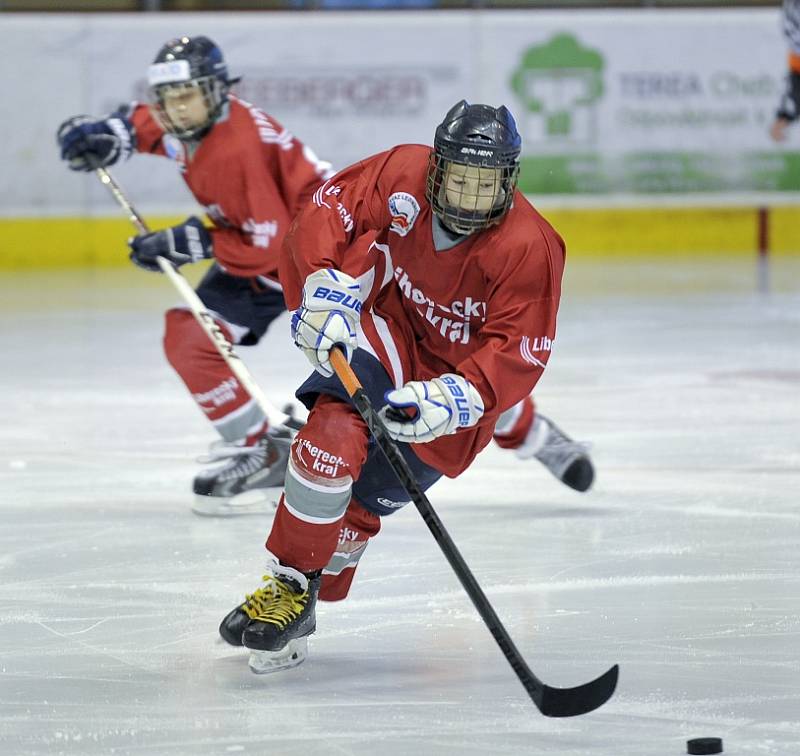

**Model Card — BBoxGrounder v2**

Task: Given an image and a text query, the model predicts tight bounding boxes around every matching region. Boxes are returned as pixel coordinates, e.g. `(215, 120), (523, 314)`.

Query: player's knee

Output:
(283, 401), (369, 525)
(163, 308), (232, 372)
(289, 399), (368, 487)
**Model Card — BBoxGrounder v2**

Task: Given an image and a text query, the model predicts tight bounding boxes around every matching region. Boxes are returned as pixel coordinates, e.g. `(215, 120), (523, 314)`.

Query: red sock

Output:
(319, 501), (381, 601)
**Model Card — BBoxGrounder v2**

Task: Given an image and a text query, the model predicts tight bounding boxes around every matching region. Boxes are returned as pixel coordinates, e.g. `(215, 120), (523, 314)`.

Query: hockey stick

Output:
(329, 348), (618, 717)
(94, 166), (296, 430)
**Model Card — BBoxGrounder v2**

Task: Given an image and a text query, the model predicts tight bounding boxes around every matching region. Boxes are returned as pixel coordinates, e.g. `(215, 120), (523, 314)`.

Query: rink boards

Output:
(2, 203), (799, 269)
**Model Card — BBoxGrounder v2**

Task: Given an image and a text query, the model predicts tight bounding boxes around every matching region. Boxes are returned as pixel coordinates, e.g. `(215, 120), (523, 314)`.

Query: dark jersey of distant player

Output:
(281, 144), (566, 478)
(130, 95), (333, 280)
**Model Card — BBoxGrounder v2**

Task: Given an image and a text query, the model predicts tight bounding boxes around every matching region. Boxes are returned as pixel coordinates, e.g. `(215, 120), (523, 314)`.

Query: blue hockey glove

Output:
(128, 216), (213, 272)
(291, 269), (362, 377)
(57, 114), (134, 172)
(379, 374), (485, 443)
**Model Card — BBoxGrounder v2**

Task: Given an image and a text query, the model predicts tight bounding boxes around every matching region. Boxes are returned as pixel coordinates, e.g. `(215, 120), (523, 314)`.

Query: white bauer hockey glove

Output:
(379, 374), (485, 443)
(291, 269), (362, 377)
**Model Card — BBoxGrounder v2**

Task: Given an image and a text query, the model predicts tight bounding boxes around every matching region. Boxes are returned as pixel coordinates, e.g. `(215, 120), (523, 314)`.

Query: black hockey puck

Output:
(687, 737), (723, 754)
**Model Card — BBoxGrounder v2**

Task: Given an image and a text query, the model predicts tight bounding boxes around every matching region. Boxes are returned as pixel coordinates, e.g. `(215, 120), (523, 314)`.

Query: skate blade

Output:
(248, 637), (308, 674)
(191, 489), (280, 517)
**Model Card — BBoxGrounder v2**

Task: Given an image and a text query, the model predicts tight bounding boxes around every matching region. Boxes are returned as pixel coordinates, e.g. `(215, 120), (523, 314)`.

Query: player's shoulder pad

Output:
(479, 199), (564, 283)
(359, 143), (430, 192)
(228, 97), (286, 144)
(385, 143), (432, 170)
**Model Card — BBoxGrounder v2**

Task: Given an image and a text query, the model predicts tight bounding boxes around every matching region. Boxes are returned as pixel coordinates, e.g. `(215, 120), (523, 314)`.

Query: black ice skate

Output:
(191, 424), (294, 516)
(220, 560), (320, 674)
(519, 414), (595, 492)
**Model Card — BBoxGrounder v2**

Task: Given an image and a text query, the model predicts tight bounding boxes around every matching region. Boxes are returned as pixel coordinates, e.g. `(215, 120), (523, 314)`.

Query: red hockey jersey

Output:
(281, 144), (565, 478)
(131, 96), (333, 280)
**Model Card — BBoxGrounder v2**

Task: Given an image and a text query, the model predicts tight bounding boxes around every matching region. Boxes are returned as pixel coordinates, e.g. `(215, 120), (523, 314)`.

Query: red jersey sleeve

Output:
(205, 105), (335, 278)
(129, 103), (167, 157)
(456, 218), (565, 420)
(280, 149), (399, 309)
(265, 115), (335, 218)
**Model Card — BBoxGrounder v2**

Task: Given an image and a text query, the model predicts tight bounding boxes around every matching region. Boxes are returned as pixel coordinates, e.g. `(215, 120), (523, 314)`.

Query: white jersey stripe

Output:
(369, 310), (404, 389)
(372, 242), (396, 289)
(520, 336), (547, 369)
(322, 562), (356, 575)
(356, 265), (376, 304)
(313, 181), (332, 209)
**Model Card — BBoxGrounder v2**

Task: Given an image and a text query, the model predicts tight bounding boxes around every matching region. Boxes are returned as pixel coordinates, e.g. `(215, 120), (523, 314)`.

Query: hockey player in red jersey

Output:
(219, 100), (593, 673)
(56, 36), (334, 515)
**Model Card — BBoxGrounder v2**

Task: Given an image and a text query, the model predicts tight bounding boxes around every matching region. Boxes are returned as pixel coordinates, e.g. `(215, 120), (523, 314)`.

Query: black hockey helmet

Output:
(426, 100), (521, 235)
(147, 35), (240, 141)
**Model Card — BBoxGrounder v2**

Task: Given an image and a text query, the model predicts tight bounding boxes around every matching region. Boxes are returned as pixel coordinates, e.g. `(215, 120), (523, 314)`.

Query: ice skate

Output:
(518, 414), (595, 492)
(192, 424), (294, 516)
(218, 572), (280, 647)
(220, 560), (320, 674)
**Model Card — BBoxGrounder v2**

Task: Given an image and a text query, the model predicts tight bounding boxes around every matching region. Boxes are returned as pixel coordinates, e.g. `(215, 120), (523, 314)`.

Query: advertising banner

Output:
(0, 9), (794, 216)
(485, 11), (793, 194)
(2, 13), (473, 215)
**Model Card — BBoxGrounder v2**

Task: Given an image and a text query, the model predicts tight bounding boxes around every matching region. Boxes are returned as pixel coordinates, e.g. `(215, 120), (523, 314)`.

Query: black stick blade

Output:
(537, 664), (619, 717)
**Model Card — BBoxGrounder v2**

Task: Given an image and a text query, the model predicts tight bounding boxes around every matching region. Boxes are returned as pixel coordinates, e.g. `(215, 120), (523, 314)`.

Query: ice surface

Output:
(1, 261), (799, 755)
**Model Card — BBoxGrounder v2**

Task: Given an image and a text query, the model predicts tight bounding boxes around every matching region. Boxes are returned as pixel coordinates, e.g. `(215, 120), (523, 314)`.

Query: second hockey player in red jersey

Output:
(57, 36), (334, 515)
(219, 100), (593, 673)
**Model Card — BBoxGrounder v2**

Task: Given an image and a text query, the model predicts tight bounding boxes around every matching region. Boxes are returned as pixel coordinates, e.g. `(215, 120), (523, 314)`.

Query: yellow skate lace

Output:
(241, 575), (280, 620)
(252, 577), (309, 629)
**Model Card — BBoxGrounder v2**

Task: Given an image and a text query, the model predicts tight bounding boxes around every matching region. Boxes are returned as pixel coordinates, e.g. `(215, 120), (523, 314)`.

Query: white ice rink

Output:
(1, 259), (799, 755)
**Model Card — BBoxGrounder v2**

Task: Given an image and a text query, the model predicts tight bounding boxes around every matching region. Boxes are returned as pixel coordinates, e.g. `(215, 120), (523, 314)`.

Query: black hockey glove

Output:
(57, 114), (134, 171)
(128, 216), (213, 273)
(776, 71), (800, 122)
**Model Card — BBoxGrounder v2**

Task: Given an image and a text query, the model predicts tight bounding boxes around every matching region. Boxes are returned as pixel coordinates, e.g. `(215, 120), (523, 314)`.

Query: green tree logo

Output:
(511, 34), (605, 145)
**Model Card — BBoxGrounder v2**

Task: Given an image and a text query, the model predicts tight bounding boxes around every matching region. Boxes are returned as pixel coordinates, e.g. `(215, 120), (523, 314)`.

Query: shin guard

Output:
(266, 397), (369, 574)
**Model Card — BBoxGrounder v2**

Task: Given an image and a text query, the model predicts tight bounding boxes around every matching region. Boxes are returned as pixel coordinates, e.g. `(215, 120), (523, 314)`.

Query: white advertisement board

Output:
(0, 9), (793, 216)
(1, 13), (474, 215)
(485, 11), (790, 194)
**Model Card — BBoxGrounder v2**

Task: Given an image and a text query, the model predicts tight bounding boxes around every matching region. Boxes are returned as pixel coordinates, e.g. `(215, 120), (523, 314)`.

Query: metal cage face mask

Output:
(149, 76), (224, 141)
(426, 152), (519, 235)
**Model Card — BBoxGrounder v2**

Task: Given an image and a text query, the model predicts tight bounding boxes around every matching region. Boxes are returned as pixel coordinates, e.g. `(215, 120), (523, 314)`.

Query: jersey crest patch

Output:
(388, 192), (420, 237)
